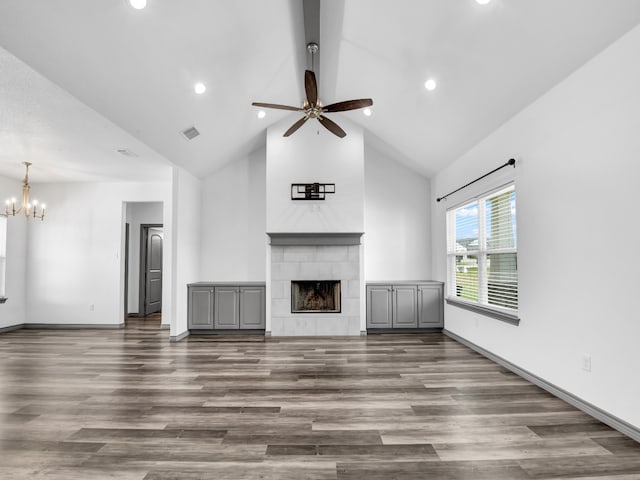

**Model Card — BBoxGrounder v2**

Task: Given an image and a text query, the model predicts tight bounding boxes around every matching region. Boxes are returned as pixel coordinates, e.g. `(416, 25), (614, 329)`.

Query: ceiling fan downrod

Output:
(307, 42), (318, 72)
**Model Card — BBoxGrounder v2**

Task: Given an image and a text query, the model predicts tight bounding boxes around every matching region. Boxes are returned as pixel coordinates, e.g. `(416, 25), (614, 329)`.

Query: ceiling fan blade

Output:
(322, 98), (373, 113)
(318, 115), (347, 138)
(283, 116), (309, 137)
(252, 102), (303, 112)
(304, 70), (318, 106)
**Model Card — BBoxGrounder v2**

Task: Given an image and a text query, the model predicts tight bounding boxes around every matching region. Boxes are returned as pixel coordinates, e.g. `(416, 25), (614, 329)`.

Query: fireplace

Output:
(268, 233), (363, 336)
(291, 280), (341, 313)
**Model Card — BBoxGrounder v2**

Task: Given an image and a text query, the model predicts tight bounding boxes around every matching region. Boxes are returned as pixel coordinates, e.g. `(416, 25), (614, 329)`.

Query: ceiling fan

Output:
(252, 44), (373, 138)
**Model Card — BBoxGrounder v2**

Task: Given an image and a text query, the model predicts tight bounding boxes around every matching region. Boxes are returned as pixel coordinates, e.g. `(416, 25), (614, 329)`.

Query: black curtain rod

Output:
(436, 158), (516, 203)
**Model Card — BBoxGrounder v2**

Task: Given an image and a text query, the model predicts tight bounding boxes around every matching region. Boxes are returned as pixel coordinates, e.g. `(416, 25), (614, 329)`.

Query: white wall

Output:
(266, 117), (365, 233)
(125, 201), (163, 314)
(431, 25), (640, 428)
(0, 175), (27, 329)
(200, 148), (266, 281)
(364, 145), (432, 281)
(170, 167), (201, 338)
(25, 181), (171, 327)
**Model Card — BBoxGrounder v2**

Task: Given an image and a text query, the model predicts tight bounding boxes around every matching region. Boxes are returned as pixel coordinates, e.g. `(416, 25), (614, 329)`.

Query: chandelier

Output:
(4, 162), (46, 221)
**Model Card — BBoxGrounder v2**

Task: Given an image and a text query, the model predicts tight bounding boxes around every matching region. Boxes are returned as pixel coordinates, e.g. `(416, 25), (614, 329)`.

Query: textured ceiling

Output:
(1, 0), (639, 182)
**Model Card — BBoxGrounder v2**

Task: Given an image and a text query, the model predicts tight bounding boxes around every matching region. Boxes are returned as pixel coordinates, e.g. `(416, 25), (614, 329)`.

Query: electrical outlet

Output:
(89, 304), (95, 312)
(582, 354), (592, 372)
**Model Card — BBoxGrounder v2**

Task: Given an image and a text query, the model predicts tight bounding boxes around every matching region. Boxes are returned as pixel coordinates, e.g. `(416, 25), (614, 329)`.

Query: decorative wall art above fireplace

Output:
(291, 280), (341, 313)
(291, 183), (335, 200)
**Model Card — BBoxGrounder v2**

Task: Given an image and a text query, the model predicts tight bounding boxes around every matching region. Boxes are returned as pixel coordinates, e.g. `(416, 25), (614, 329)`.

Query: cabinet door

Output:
(366, 285), (393, 328)
(393, 285), (418, 328)
(418, 284), (443, 328)
(239, 287), (265, 329)
(214, 287), (240, 329)
(188, 287), (214, 329)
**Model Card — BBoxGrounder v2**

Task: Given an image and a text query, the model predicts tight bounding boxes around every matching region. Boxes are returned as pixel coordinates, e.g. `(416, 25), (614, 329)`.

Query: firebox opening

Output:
(291, 280), (341, 313)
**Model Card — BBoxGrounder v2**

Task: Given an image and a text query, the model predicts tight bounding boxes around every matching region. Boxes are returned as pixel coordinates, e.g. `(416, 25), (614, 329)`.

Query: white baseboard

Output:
(0, 324), (23, 334)
(170, 330), (190, 342)
(443, 329), (640, 443)
(23, 323), (125, 330)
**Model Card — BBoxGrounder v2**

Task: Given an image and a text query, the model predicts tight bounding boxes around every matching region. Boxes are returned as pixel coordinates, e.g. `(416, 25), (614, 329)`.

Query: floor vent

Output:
(181, 126), (200, 140)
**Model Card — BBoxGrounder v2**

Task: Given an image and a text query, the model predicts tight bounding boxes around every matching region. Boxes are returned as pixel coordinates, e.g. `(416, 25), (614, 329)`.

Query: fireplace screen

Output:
(291, 280), (341, 313)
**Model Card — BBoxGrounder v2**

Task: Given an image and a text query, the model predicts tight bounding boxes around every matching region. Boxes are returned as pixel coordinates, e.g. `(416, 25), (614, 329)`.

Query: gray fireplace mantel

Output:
(267, 232), (363, 246)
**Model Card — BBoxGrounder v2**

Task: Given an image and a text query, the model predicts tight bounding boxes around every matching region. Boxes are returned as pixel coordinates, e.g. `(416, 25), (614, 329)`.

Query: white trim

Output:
(0, 215), (6, 298)
(170, 329), (190, 342)
(444, 329), (640, 443)
(446, 297), (520, 325)
(444, 181), (516, 211)
(23, 323), (125, 329)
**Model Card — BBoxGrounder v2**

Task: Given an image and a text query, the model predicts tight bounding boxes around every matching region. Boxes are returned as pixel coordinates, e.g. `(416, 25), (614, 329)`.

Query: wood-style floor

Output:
(0, 319), (638, 479)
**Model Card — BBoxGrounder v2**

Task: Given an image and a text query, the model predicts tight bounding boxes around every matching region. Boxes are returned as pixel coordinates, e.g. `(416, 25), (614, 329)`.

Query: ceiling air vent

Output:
(181, 126), (200, 140)
(116, 148), (138, 157)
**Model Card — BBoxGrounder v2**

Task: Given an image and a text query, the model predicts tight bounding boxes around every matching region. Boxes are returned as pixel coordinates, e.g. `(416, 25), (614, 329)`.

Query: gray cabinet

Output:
(418, 284), (443, 328)
(214, 287), (240, 329)
(188, 283), (265, 331)
(366, 282), (443, 330)
(239, 286), (266, 329)
(393, 285), (418, 328)
(188, 286), (214, 328)
(366, 285), (393, 328)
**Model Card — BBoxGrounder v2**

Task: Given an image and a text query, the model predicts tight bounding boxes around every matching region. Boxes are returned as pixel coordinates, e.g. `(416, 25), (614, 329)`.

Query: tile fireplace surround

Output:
(268, 233), (363, 336)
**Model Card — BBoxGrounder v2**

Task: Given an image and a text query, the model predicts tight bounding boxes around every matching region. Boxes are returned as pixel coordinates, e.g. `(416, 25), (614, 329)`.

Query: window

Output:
(0, 215), (6, 299)
(446, 184), (518, 319)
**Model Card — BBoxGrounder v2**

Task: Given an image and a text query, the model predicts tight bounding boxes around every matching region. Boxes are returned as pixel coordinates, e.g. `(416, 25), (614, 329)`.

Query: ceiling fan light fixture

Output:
(363, 108), (372, 117)
(194, 82), (206, 95)
(257, 110), (266, 119)
(128, 0), (147, 10)
(476, 0), (491, 4)
(424, 78), (437, 91)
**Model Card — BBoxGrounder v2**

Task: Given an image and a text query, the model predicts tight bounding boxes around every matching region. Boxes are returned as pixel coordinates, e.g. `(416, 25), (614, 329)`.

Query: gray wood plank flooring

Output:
(0, 318), (638, 479)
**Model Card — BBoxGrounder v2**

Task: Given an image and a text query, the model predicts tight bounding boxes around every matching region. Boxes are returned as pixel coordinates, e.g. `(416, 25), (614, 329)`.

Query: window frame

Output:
(445, 183), (519, 325)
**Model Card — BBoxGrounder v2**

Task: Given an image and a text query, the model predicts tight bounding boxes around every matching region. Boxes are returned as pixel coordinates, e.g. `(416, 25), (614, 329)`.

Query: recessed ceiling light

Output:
(363, 108), (372, 117)
(424, 78), (437, 91)
(128, 0), (147, 9)
(194, 83), (206, 95)
(257, 110), (266, 119)
(476, 0), (491, 4)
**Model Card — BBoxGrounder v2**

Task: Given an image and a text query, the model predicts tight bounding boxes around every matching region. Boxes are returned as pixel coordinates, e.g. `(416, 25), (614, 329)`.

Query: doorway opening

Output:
(123, 202), (164, 326)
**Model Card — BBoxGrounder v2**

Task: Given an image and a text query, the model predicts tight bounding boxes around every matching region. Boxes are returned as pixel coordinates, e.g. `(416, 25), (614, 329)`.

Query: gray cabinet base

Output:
(187, 283), (266, 333)
(190, 329), (265, 335)
(367, 328), (442, 334)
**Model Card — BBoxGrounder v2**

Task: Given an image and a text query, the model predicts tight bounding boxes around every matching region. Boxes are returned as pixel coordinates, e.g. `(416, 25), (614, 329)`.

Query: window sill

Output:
(446, 297), (520, 326)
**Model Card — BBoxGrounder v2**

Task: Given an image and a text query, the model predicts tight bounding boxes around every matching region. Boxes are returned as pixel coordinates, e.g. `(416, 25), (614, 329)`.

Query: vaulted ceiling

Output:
(1, 0), (640, 182)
